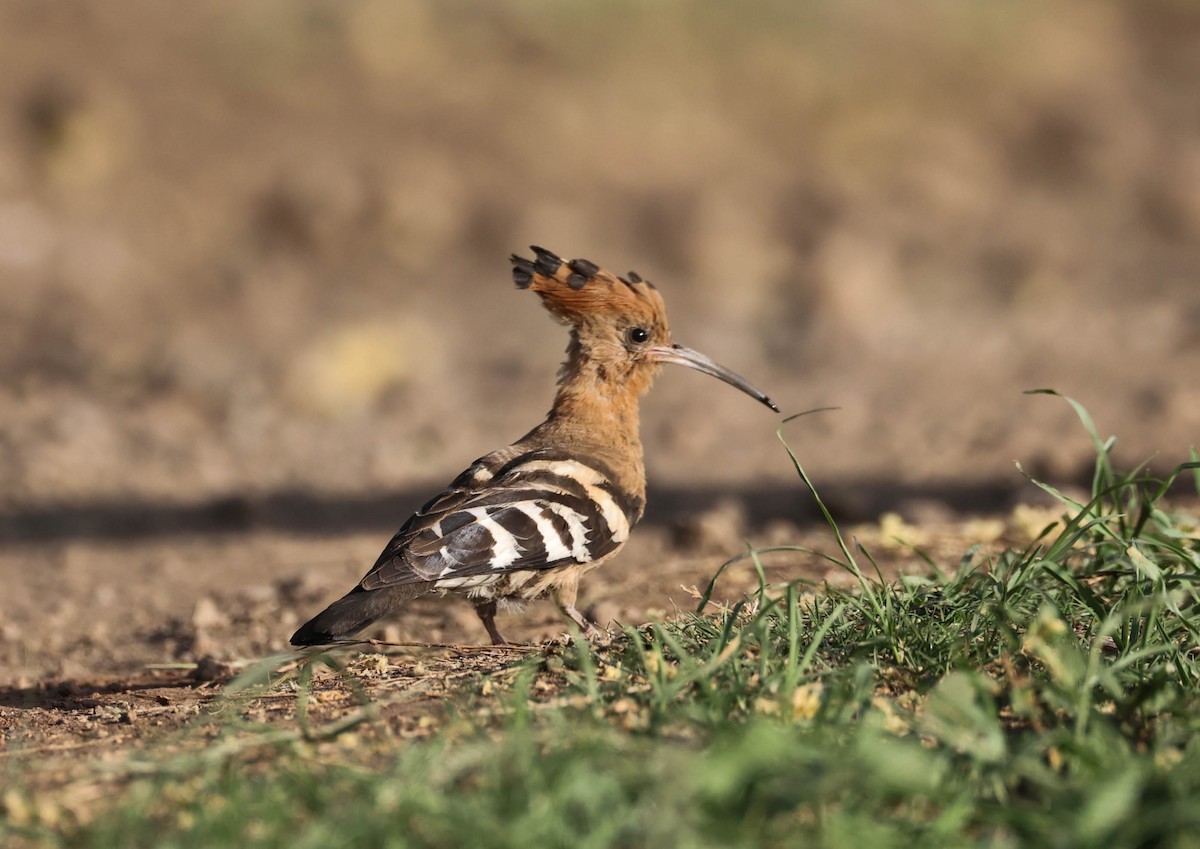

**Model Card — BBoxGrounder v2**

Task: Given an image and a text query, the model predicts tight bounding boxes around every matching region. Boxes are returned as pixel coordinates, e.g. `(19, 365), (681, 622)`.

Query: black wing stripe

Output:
(490, 504), (543, 543)
(494, 448), (621, 486)
(516, 499), (587, 563)
(462, 485), (579, 510)
(438, 511), (475, 535)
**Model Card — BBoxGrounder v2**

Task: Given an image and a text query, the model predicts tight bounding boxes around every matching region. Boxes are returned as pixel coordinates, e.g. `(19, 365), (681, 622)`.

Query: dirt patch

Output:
(1, 505), (1051, 758)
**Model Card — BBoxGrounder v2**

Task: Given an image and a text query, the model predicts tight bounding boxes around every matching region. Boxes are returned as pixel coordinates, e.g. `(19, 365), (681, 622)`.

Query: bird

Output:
(290, 247), (779, 647)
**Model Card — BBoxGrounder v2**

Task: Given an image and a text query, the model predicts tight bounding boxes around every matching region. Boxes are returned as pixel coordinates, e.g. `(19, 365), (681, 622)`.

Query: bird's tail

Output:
(290, 585), (420, 646)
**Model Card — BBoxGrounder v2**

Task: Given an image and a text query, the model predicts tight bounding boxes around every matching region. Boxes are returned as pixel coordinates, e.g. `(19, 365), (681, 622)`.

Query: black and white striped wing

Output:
(359, 452), (643, 592)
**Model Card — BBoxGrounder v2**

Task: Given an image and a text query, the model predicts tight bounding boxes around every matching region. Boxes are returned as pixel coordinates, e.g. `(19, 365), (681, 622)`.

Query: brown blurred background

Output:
(2, 0), (1198, 532)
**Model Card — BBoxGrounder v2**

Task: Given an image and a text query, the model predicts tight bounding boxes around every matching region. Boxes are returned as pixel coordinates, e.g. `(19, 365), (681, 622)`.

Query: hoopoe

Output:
(291, 247), (778, 647)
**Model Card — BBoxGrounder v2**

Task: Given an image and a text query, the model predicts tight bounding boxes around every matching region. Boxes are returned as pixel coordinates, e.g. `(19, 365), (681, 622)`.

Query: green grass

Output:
(7, 393), (1200, 848)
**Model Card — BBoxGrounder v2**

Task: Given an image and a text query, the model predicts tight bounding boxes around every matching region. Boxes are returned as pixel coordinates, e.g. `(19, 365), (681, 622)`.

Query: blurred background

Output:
(2, 0), (1198, 529)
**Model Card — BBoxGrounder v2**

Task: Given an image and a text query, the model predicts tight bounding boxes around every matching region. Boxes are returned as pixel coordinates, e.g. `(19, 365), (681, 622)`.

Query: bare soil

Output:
(0, 503), (1056, 770)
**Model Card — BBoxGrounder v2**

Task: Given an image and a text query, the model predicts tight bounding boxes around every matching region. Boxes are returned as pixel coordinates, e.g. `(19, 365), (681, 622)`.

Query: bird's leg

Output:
(473, 599), (508, 646)
(552, 581), (602, 640)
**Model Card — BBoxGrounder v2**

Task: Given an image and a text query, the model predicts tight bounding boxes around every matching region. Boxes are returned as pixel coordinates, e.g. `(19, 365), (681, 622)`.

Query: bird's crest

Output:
(510, 246), (665, 329)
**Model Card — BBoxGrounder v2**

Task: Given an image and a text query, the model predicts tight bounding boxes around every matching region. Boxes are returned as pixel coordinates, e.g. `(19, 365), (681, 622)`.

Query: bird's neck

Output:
(532, 333), (649, 496)
(550, 378), (642, 440)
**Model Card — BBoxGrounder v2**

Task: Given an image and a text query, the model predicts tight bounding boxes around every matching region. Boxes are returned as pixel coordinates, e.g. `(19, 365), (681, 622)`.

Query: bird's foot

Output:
(559, 603), (606, 641)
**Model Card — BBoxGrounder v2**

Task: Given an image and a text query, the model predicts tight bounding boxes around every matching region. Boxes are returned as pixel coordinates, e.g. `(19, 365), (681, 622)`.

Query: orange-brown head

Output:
(510, 247), (778, 413)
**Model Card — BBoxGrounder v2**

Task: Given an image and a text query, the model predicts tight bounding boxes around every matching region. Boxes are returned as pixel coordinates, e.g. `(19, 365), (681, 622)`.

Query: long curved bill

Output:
(648, 344), (779, 412)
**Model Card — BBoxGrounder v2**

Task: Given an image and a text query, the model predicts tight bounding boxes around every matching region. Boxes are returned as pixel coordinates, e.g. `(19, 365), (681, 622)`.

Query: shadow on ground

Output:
(0, 477), (1075, 545)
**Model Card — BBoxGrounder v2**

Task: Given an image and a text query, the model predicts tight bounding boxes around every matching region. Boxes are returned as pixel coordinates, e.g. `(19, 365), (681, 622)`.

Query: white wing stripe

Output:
(518, 458), (603, 485)
(585, 483), (629, 544)
(545, 501), (591, 562)
(436, 574), (498, 590)
(514, 502), (572, 562)
(465, 507), (522, 570)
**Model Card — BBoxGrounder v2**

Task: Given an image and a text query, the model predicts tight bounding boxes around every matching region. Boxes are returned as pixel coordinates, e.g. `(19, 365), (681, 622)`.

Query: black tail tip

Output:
(290, 610), (352, 645)
(289, 586), (399, 647)
(288, 628), (331, 652)
(290, 623), (337, 647)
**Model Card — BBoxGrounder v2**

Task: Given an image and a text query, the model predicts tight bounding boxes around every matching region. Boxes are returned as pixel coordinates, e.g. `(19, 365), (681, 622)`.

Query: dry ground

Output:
(0, 498), (1060, 778)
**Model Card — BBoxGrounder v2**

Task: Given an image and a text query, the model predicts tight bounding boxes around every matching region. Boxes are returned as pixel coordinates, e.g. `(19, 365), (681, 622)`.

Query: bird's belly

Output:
(496, 555), (616, 601)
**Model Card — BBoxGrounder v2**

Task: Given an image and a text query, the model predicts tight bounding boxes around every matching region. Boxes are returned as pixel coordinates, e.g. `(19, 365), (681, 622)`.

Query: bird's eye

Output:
(626, 327), (650, 346)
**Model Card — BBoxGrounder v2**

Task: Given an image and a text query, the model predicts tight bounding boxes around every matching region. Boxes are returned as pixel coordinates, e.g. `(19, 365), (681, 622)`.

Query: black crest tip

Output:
(530, 245), (563, 276)
(566, 272), (588, 289)
(568, 258), (600, 278)
(510, 255), (536, 288)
